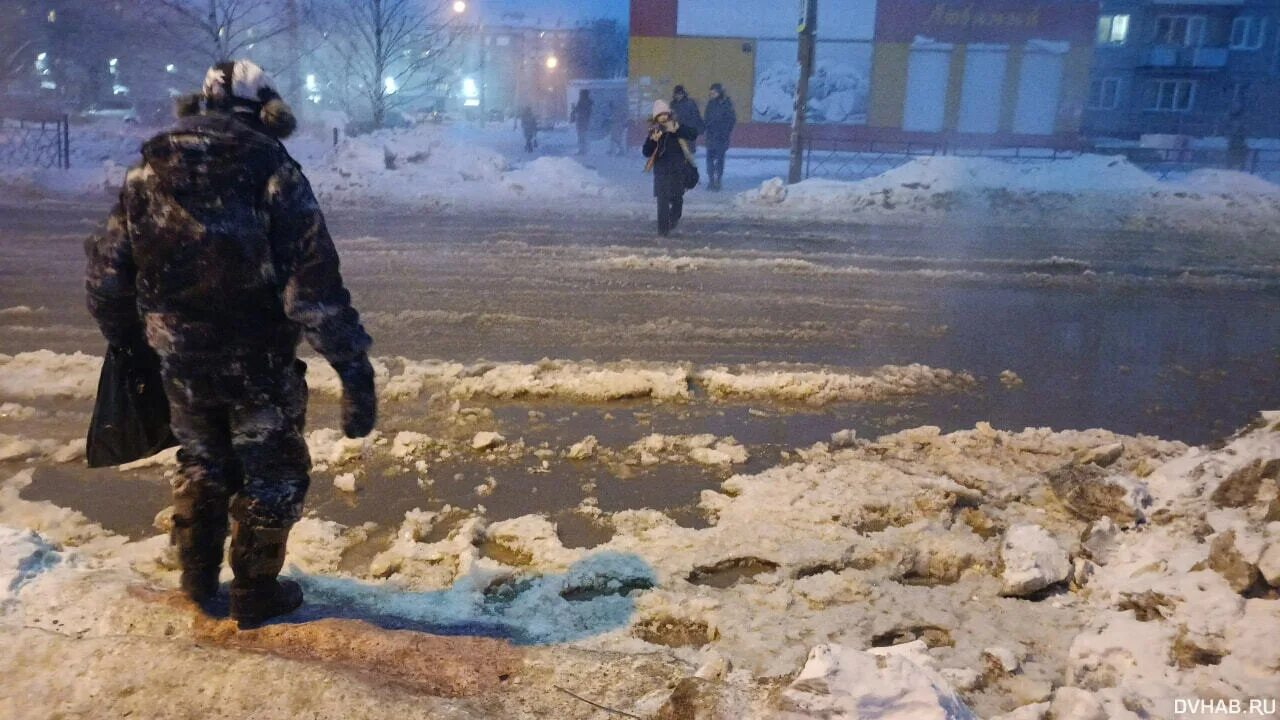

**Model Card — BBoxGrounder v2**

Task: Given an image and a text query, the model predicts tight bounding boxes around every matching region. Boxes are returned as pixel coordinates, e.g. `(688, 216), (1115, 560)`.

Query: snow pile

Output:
(1, 352), (982, 409)
(0, 120), (617, 207)
(697, 363), (976, 405)
(502, 157), (618, 199)
(1, 410), (1278, 717)
(0, 351), (102, 401)
(0, 163), (127, 198)
(777, 641), (976, 719)
(737, 155), (1280, 236)
(299, 127), (616, 207)
(447, 360), (692, 403)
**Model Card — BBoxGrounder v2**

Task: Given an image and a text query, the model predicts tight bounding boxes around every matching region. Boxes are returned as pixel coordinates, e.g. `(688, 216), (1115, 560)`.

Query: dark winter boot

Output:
(229, 522), (303, 629)
(170, 505), (228, 604)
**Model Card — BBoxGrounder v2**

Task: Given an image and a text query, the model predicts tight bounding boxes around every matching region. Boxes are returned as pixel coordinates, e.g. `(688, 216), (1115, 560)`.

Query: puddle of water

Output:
(687, 557), (781, 589)
(19, 464), (171, 540)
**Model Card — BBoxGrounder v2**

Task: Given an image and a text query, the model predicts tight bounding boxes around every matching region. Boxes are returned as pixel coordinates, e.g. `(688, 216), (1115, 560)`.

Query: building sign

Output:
(875, 1), (1099, 44)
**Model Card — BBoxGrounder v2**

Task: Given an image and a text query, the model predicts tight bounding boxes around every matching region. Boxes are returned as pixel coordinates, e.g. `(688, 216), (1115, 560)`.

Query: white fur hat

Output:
(651, 99), (671, 118)
(203, 60), (276, 103)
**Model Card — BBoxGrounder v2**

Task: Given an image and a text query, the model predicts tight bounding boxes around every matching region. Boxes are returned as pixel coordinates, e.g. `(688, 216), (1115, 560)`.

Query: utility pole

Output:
(787, 0), (817, 184)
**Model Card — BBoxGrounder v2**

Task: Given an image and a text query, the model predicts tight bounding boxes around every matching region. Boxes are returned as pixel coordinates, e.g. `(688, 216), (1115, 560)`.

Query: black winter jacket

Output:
(642, 124), (698, 197)
(85, 108), (370, 367)
(704, 96), (737, 151)
(670, 96), (704, 134)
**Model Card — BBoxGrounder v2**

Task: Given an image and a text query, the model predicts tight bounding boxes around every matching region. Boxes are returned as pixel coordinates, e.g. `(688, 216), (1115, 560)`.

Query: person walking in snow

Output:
(570, 89), (594, 156)
(520, 106), (539, 153)
(670, 85), (704, 153)
(703, 83), (737, 191)
(84, 60), (376, 629)
(643, 99), (698, 236)
(605, 101), (627, 156)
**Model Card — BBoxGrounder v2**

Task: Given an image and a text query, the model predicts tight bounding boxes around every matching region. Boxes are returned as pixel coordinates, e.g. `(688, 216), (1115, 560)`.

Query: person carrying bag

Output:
(642, 99), (699, 236)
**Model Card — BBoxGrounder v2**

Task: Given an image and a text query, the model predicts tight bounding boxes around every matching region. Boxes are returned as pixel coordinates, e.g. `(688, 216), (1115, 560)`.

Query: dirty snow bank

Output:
(292, 127), (618, 207)
(0, 121), (618, 207)
(737, 155), (1280, 236)
(3, 351), (974, 407)
(2, 413), (1278, 718)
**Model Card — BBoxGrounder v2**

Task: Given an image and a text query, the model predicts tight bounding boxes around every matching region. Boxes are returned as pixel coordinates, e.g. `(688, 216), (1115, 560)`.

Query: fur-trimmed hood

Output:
(174, 60), (296, 139)
(174, 92), (296, 140)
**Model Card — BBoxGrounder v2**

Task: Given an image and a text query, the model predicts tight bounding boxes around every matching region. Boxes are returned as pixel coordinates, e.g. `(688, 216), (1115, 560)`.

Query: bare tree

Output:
(0, 1), (33, 93)
(319, 0), (463, 128)
(148, 0), (297, 64)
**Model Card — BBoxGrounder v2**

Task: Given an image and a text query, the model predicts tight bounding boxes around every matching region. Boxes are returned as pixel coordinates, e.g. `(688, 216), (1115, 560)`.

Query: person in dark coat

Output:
(670, 85), (704, 153)
(520, 106), (538, 153)
(703, 83), (737, 191)
(84, 60), (376, 629)
(642, 99), (698, 236)
(570, 89), (593, 155)
(605, 101), (626, 156)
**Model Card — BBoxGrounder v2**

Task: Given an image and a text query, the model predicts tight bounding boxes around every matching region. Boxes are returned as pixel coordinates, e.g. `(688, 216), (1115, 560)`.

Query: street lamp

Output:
(452, 1), (466, 13)
(545, 55), (558, 70)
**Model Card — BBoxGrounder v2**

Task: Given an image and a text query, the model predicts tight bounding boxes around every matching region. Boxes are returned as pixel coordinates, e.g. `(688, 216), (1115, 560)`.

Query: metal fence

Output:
(804, 136), (1280, 182)
(0, 116), (70, 169)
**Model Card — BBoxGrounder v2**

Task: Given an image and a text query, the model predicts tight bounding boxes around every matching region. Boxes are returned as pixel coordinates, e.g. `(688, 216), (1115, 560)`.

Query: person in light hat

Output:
(86, 59), (376, 628)
(642, 98), (699, 236)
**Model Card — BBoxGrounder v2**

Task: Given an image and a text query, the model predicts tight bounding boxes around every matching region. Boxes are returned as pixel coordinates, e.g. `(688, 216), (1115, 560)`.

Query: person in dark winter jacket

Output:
(570, 89), (593, 155)
(703, 83), (737, 191)
(670, 85), (703, 153)
(604, 101), (626, 156)
(84, 60), (376, 629)
(642, 99), (698, 236)
(520, 106), (538, 153)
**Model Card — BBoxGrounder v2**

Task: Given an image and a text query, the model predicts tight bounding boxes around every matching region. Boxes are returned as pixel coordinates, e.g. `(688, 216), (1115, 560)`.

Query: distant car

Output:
(81, 100), (138, 123)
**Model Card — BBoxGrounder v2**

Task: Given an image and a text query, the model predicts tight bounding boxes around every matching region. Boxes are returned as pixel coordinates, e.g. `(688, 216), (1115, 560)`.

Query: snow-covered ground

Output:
(2, 115), (1278, 718)
(5, 118), (1280, 236)
(3, 351), (1278, 717)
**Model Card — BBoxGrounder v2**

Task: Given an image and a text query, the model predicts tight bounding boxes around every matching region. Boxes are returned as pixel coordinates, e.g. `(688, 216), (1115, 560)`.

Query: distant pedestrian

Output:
(643, 99), (698, 236)
(520, 106), (538, 153)
(1226, 102), (1248, 171)
(670, 85), (704, 153)
(703, 83), (737, 191)
(570, 89), (593, 156)
(605, 102), (627, 156)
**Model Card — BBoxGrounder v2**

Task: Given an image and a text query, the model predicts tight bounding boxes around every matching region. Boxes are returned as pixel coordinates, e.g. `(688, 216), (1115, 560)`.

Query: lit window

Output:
(1231, 17), (1266, 50)
(1088, 78), (1122, 109)
(1145, 79), (1196, 112)
(1096, 14), (1130, 45)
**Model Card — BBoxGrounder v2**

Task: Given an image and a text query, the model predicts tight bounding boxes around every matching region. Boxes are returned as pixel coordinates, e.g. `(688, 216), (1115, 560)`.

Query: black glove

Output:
(335, 355), (377, 439)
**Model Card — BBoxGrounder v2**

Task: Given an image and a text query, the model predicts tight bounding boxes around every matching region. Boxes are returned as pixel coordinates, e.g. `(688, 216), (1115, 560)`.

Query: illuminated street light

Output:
(545, 55), (558, 70)
(384, 76), (398, 94)
(452, 1), (466, 13)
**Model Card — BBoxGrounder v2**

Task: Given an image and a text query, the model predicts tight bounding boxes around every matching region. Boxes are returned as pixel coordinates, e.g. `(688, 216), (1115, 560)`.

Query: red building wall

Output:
(631, 0), (678, 38)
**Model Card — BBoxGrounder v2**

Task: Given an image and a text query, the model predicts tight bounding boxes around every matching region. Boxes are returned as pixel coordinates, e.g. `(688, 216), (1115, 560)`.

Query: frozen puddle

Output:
(2, 350), (1279, 718)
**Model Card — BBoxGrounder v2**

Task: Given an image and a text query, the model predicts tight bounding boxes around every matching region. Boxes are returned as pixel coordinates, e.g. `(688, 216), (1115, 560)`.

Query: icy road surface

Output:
(3, 203), (1276, 445)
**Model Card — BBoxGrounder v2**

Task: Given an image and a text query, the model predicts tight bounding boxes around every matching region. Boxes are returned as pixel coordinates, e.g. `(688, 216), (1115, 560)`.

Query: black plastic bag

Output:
(86, 344), (178, 468)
